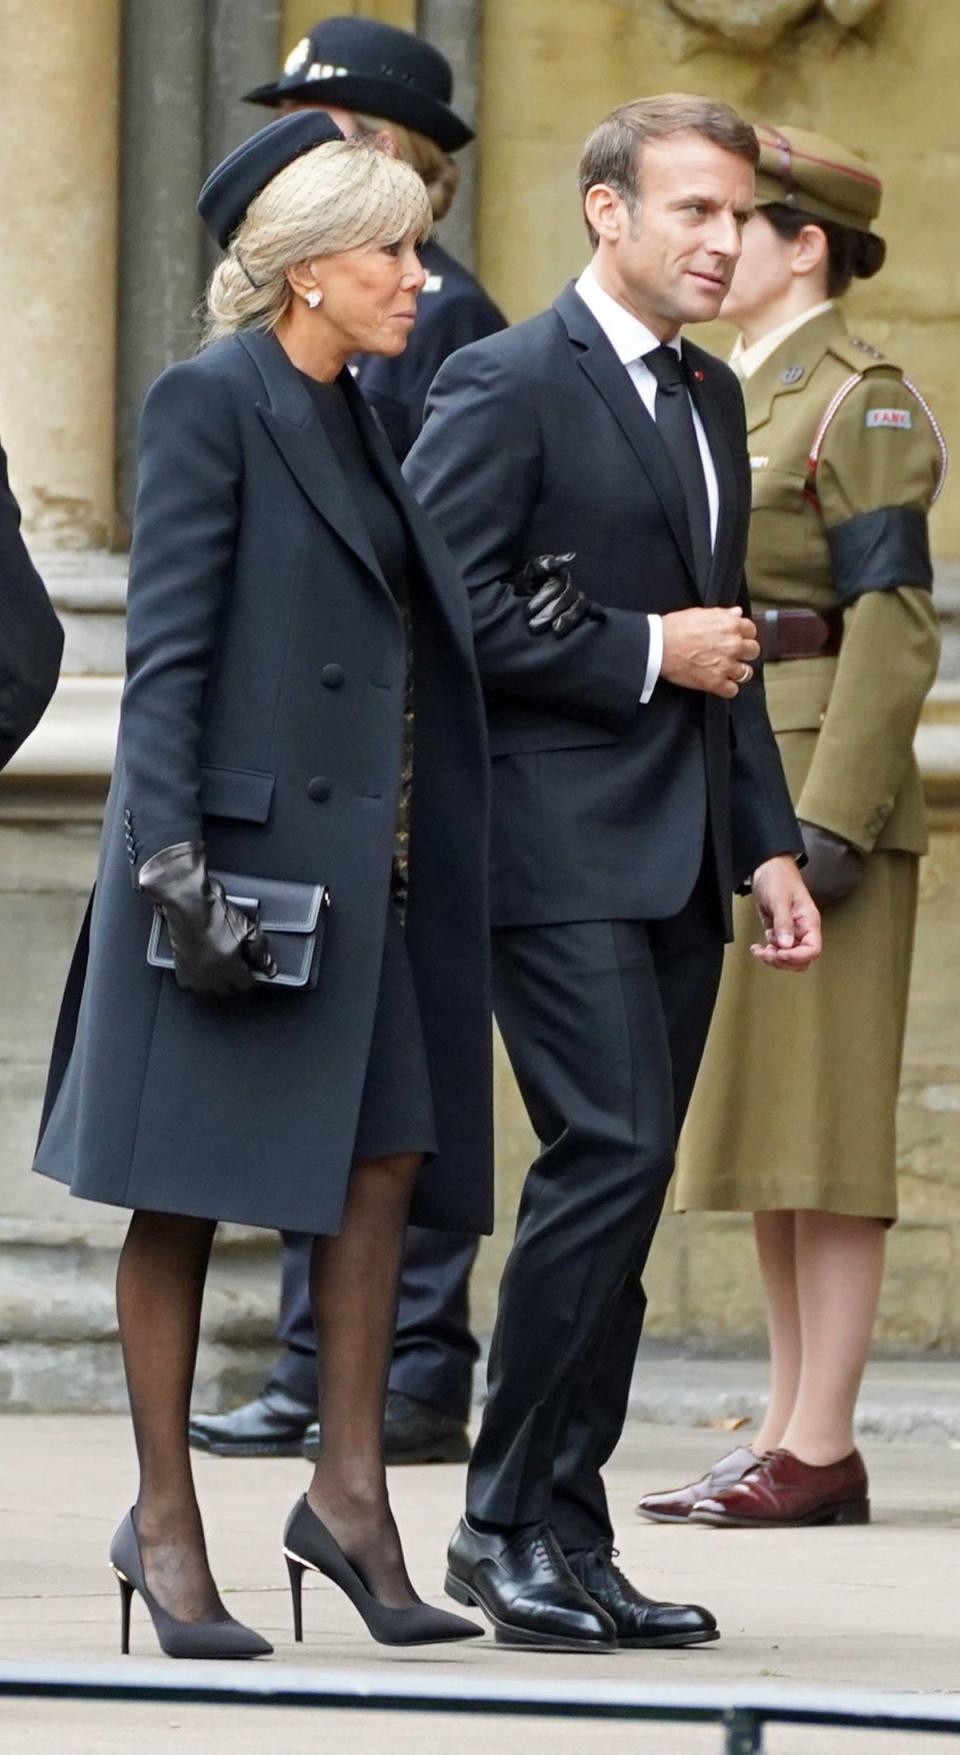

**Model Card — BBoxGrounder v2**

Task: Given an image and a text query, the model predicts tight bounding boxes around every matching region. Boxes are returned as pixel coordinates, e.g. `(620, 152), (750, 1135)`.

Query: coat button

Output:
(307, 777), (331, 802)
(321, 663), (345, 690)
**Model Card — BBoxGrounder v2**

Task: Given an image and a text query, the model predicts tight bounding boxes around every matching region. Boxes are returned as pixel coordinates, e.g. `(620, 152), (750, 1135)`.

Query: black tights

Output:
(117, 1152), (420, 1622)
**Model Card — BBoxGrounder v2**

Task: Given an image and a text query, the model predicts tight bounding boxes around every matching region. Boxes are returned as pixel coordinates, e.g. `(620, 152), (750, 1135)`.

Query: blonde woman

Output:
(192, 12), (507, 1475)
(35, 113), (491, 1655)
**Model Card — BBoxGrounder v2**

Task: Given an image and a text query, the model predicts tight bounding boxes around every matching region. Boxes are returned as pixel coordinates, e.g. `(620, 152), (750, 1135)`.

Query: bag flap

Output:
(211, 870), (329, 933)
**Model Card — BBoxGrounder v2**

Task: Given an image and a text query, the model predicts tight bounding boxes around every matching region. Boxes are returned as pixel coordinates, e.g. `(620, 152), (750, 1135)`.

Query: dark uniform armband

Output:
(827, 505), (933, 605)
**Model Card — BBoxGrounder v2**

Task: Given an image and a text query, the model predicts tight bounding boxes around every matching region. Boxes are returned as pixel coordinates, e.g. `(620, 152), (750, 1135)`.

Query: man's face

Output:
(596, 132), (755, 334)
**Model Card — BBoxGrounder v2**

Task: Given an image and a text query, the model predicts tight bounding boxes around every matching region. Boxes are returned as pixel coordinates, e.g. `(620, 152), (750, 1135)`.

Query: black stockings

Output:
(116, 1209), (224, 1622)
(116, 1152), (420, 1621)
(307, 1152), (421, 1607)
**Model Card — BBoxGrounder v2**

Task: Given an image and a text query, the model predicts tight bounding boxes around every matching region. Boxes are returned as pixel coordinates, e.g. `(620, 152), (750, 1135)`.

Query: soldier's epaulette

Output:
(828, 332), (899, 376)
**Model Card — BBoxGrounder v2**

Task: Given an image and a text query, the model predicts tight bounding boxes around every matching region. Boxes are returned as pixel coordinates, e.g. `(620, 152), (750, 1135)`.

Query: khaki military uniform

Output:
(675, 304), (943, 1220)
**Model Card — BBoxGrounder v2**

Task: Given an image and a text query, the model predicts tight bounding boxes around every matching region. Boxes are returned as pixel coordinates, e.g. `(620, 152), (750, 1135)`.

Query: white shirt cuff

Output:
(640, 614), (663, 705)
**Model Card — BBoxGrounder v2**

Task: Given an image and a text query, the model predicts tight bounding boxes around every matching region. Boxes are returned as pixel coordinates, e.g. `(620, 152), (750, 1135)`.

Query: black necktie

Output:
(644, 344), (712, 590)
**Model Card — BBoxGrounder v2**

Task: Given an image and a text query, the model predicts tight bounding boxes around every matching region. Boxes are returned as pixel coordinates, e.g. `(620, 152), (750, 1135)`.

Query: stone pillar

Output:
(117, 1), (282, 527)
(0, 0), (121, 547)
(417, 0), (482, 269)
(115, 0), (207, 531)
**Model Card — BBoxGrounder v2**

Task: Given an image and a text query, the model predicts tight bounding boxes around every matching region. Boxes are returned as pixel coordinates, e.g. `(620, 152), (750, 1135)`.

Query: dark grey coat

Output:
(0, 439), (63, 770)
(35, 330), (493, 1237)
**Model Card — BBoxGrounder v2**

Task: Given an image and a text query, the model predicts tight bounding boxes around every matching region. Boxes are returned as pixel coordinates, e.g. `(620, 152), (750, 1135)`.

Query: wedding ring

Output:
(737, 662), (752, 683)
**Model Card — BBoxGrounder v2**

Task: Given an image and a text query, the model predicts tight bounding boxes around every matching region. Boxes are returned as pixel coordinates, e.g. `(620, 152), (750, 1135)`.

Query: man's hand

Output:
(661, 605), (760, 698)
(749, 854), (822, 972)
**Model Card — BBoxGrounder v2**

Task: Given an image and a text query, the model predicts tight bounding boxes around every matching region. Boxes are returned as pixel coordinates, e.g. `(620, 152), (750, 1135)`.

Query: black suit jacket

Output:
(0, 441), (63, 770)
(354, 240), (506, 462)
(405, 282), (801, 933)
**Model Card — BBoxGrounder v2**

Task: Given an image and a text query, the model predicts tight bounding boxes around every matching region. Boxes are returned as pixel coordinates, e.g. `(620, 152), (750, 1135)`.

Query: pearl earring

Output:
(306, 290), (322, 309)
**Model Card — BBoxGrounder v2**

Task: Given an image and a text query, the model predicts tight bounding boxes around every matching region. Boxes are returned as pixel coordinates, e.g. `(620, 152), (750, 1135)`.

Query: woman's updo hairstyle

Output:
(760, 202), (887, 299)
(204, 138), (432, 343)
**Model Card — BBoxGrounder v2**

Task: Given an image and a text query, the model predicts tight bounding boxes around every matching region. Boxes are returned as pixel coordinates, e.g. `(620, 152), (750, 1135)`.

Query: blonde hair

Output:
(203, 138), (432, 343)
(355, 113), (460, 222)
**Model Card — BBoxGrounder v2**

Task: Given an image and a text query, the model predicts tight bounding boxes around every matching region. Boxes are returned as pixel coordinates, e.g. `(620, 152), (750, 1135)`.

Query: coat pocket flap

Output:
(764, 660), (835, 734)
(488, 719), (623, 756)
(199, 764), (275, 823)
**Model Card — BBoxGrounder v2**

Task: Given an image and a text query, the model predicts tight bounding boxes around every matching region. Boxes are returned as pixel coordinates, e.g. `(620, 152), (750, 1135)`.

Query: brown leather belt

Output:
(756, 608), (842, 663)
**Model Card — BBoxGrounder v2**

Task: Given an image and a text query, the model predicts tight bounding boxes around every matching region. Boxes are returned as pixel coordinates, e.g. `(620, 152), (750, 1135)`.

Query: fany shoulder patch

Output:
(865, 408), (913, 428)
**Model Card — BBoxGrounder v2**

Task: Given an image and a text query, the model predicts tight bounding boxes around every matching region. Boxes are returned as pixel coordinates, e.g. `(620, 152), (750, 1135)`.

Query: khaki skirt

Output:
(674, 844), (918, 1223)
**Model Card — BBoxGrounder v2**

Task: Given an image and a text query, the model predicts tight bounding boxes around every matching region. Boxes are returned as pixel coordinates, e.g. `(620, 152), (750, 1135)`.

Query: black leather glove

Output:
(798, 820), (866, 908)
(138, 840), (277, 996)
(507, 552), (607, 638)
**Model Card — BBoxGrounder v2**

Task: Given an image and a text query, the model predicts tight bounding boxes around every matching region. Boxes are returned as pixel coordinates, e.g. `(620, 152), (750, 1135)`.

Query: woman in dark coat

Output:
(35, 113), (492, 1657)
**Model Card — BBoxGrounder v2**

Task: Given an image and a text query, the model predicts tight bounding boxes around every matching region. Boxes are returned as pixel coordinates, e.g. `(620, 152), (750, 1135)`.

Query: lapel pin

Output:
(693, 369), (705, 382)
(781, 365), (804, 385)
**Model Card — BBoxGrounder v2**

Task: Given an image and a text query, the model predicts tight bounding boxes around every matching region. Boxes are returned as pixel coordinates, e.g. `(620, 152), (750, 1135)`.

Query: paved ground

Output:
(1, 1413), (958, 1754)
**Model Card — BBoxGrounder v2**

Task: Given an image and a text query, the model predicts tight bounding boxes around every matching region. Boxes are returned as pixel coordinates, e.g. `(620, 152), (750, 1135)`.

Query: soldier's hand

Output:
(661, 605), (760, 698)
(749, 854), (822, 973)
(798, 820), (866, 907)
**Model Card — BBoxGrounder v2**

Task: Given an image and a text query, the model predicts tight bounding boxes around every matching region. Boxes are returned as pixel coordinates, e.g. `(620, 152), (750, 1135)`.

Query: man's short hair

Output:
(579, 93), (759, 247)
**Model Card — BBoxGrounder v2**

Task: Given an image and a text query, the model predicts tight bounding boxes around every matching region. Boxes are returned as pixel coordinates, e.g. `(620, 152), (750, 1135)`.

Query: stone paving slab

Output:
(0, 1414), (957, 1753)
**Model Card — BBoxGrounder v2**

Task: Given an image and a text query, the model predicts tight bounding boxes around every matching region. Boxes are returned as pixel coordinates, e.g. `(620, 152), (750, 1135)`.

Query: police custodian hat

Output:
(754, 123), (883, 233)
(197, 110), (344, 248)
(243, 15), (473, 154)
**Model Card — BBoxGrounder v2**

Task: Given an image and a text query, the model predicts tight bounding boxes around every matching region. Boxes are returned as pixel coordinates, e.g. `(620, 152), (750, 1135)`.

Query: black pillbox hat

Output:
(198, 110), (345, 248)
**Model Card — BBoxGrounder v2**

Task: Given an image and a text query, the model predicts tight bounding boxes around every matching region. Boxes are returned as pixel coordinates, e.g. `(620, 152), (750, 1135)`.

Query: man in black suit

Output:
(190, 16), (505, 1468)
(0, 440), (62, 771)
(405, 95), (821, 1652)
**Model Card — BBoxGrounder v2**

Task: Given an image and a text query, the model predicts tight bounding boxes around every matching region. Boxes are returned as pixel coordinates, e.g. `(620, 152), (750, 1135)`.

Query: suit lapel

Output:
(684, 350), (737, 607)
(554, 286), (699, 593)
(239, 329), (389, 594)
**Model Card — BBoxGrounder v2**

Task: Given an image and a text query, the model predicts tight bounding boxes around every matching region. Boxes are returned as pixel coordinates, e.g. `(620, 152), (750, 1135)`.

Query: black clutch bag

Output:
(147, 870), (330, 990)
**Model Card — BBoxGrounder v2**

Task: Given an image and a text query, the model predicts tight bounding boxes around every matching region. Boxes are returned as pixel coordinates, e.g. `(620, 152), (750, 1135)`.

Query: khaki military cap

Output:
(753, 123), (882, 232)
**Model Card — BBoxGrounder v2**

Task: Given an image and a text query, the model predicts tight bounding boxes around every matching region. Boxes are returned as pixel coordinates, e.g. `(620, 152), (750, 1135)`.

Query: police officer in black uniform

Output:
(189, 18), (505, 1465)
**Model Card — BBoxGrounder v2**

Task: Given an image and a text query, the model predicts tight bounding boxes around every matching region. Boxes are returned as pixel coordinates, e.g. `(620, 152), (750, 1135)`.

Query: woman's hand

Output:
(749, 854), (822, 972)
(138, 841), (276, 996)
(507, 553), (607, 637)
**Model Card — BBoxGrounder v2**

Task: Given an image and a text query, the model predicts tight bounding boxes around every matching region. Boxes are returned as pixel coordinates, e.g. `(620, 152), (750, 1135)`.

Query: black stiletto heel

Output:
(114, 1569), (135, 1655)
(285, 1552), (305, 1643)
(282, 1496), (483, 1647)
(109, 1510), (273, 1660)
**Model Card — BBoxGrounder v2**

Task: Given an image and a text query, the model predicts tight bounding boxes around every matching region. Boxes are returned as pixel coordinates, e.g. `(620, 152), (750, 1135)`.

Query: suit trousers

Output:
(466, 871), (724, 1545)
(272, 1225), (480, 1420)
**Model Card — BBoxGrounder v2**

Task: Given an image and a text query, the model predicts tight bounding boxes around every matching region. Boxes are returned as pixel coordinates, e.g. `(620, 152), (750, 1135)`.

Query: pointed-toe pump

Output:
(110, 1511), (273, 1660)
(283, 1495), (483, 1647)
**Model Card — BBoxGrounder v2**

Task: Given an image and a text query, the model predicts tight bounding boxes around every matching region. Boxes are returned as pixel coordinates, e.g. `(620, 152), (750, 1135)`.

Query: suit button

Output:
(321, 664), (345, 690)
(307, 777), (331, 802)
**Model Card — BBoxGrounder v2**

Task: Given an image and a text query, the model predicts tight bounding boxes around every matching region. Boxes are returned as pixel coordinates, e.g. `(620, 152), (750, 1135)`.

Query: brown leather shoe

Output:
(636, 1446), (758, 1524)
(690, 1446), (870, 1528)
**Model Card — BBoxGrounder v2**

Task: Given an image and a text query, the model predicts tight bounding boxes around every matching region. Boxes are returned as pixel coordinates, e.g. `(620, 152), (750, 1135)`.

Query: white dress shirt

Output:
(575, 263), (721, 703)
(729, 300), (834, 381)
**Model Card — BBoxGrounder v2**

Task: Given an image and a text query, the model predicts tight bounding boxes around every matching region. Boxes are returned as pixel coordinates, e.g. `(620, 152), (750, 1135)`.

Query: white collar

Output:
(730, 300), (835, 380)
(575, 263), (681, 366)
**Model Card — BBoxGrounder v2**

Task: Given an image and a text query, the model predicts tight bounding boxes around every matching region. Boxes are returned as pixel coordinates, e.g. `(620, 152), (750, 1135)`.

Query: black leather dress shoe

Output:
(189, 1386), (315, 1457)
(568, 1546), (719, 1649)
(444, 1518), (617, 1651)
(302, 1391), (471, 1465)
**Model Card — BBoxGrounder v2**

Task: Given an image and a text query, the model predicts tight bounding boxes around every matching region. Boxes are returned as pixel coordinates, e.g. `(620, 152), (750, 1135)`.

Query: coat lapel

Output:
(684, 348), (738, 607)
(239, 329), (388, 594)
(554, 286), (699, 594)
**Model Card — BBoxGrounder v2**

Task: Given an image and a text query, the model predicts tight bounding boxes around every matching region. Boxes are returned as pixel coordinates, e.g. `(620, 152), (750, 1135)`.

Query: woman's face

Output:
(310, 229), (426, 357)
(720, 210), (796, 329)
